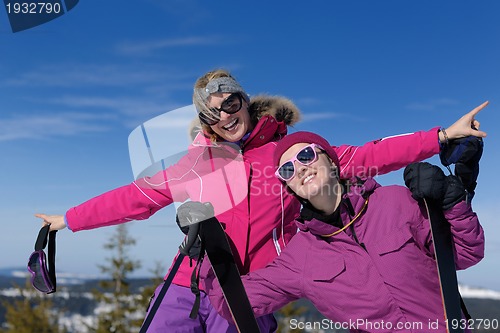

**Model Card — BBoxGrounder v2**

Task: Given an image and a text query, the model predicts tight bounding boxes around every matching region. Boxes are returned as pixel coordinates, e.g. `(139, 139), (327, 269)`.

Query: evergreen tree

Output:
(88, 224), (142, 333)
(0, 279), (66, 333)
(137, 261), (166, 311)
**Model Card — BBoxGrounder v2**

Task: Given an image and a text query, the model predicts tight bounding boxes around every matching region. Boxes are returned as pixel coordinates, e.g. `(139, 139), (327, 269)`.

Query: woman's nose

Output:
(219, 110), (232, 120)
(295, 162), (308, 179)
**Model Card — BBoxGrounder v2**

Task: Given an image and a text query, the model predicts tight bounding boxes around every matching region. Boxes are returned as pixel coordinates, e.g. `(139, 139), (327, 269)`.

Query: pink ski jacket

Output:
(65, 95), (441, 288)
(205, 178), (484, 333)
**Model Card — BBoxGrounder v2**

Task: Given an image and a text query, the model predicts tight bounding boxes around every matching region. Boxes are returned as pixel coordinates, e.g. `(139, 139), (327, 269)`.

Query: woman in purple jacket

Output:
(205, 131), (485, 333)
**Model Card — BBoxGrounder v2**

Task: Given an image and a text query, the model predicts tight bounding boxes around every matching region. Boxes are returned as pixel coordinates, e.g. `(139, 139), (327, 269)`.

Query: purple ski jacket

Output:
(204, 178), (484, 333)
(65, 95), (441, 289)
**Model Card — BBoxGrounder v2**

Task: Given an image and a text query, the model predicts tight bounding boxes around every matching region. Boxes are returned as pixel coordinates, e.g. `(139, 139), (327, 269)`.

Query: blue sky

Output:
(1, 1), (499, 291)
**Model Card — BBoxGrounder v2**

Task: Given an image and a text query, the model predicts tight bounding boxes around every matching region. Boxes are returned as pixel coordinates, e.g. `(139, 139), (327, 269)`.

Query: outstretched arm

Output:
(34, 147), (208, 232)
(35, 180), (175, 233)
(335, 127), (439, 179)
(334, 101), (489, 179)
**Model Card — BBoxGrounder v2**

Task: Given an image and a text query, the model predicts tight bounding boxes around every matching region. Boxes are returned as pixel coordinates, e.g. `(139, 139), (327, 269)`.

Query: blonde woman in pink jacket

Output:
(36, 69), (487, 332)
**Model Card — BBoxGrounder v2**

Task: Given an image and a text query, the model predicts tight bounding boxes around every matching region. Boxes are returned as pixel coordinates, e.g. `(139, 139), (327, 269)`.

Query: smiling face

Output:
(207, 92), (252, 142)
(279, 143), (341, 213)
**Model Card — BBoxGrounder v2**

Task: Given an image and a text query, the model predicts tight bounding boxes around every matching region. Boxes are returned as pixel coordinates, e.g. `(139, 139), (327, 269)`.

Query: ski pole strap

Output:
(189, 263), (201, 319)
(189, 241), (205, 319)
(48, 230), (57, 292)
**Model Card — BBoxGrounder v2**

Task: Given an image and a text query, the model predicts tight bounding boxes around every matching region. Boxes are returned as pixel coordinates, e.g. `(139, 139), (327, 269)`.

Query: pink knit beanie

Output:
(273, 131), (339, 171)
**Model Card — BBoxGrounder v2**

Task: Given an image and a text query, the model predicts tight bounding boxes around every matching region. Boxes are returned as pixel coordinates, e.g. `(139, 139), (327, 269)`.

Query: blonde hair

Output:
(192, 69), (239, 142)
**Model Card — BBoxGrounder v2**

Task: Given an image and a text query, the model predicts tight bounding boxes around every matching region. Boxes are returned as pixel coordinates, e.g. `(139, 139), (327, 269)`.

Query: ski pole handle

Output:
(179, 222), (200, 256)
(176, 201), (215, 256)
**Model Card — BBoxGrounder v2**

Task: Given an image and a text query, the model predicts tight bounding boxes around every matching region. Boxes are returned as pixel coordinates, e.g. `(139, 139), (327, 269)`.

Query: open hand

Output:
(34, 214), (66, 231)
(441, 101), (488, 142)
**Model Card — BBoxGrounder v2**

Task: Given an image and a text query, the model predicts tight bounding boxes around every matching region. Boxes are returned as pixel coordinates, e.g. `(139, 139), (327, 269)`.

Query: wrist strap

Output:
(48, 230), (57, 293)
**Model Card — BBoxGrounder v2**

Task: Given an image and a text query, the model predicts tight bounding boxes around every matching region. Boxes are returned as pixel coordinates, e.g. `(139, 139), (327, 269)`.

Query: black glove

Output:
(442, 175), (467, 211)
(440, 136), (483, 195)
(176, 202), (214, 259)
(404, 162), (446, 202)
(404, 162), (466, 211)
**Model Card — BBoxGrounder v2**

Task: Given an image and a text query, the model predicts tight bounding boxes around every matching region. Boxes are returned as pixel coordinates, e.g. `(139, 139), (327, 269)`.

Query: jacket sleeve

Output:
(410, 198), (484, 271)
(444, 201), (485, 270)
(334, 127), (441, 179)
(65, 181), (174, 232)
(65, 150), (203, 232)
(203, 250), (302, 321)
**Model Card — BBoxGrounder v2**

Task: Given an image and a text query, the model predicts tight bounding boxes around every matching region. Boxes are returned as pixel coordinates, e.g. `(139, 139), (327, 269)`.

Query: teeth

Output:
(223, 119), (237, 130)
(303, 174), (315, 184)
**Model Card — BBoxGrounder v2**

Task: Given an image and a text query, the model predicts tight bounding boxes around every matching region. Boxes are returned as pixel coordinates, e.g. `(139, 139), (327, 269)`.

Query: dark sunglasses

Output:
(27, 225), (57, 294)
(275, 144), (324, 182)
(198, 93), (243, 126)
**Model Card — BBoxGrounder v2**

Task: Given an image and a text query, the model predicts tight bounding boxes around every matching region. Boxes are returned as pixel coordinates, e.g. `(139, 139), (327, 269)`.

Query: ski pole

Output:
(424, 198), (464, 333)
(139, 218), (200, 333)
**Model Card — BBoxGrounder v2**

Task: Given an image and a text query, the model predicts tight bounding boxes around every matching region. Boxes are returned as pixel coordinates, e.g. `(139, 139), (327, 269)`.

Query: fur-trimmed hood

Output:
(189, 94), (301, 140)
(248, 94), (301, 126)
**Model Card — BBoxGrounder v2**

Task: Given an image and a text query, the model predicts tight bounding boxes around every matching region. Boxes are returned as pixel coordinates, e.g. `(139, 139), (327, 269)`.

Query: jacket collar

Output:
(242, 115), (287, 151)
(296, 178), (380, 237)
